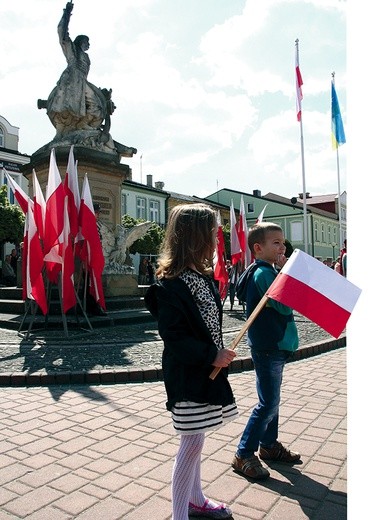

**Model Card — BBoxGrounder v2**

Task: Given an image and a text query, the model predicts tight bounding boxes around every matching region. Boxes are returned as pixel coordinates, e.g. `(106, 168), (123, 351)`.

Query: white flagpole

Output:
(295, 39), (308, 254)
(332, 72), (343, 248)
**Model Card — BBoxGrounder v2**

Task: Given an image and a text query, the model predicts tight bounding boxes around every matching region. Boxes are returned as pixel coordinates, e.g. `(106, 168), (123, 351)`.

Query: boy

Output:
(232, 222), (301, 480)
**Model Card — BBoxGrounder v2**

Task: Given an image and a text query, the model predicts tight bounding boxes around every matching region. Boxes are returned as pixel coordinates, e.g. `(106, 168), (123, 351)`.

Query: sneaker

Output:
(259, 441), (301, 463)
(188, 499), (232, 519)
(231, 453), (270, 480)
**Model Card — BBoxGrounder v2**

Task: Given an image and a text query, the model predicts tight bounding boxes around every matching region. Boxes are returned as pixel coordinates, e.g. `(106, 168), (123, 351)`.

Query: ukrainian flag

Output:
(331, 81), (346, 150)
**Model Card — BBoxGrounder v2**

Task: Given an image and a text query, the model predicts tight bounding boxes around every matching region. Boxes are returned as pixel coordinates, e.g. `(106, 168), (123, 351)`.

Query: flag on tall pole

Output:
(331, 77), (346, 150)
(295, 38), (308, 254)
(331, 72), (346, 249)
(230, 200), (241, 265)
(295, 39), (303, 122)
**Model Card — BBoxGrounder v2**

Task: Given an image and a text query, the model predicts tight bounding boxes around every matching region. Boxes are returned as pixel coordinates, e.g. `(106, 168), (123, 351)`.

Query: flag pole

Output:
(295, 39), (308, 254)
(209, 293), (269, 380)
(332, 72), (343, 248)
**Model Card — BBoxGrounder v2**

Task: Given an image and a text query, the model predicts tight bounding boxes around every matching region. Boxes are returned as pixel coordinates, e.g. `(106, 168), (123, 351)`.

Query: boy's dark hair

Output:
(248, 222), (283, 252)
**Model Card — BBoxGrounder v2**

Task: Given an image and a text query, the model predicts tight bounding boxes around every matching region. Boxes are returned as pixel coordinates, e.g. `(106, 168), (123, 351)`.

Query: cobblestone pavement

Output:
(0, 349), (347, 519)
(0, 305), (333, 375)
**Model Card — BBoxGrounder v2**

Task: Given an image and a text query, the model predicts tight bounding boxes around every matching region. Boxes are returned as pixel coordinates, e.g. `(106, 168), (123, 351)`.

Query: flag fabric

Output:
(237, 195), (250, 268)
(25, 200), (48, 315)
(44, 148), (65, 259)
(230, 200), (241, 265)
(61, 197), (76, 313)
(295, 47), (303, 122)
(63, 145), (81, 241)
(78, 174), (106, 310)
(266, 249), (361, 338)
(256, 204), (267, 223)
(4, 169), (31, 214)
(32, 169), (46, 242)
(331, 81), (346, 150)
(213, 211), (229, 300)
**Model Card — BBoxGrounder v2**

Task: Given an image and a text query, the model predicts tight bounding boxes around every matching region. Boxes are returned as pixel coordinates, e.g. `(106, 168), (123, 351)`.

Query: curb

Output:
(0, 335), (346, 388)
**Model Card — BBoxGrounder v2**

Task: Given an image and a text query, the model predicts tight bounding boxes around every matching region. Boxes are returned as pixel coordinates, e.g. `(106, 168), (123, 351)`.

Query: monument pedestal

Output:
(102, 273), (140, 298)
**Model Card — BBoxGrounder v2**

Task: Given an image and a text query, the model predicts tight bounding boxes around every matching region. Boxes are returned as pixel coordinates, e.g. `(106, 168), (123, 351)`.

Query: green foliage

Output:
(121, 214), (165, 255)
(0, 186), (25, 244)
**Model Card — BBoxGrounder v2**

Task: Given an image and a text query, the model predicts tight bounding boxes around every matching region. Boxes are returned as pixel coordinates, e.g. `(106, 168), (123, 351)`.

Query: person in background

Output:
(10, 248), (19, 273)
(2, 255), (17, 287)
(232, 222), (301, 481)
(145, 203), (238, 520)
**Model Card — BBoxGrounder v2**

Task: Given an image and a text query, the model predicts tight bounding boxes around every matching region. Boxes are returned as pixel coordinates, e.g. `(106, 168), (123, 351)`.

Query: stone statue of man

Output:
(46, 1), (109, 136)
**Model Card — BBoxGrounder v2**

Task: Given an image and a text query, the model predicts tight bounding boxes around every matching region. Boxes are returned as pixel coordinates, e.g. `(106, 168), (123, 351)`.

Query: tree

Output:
(121, 214), (165, 256)
(0, 185), (25, 245)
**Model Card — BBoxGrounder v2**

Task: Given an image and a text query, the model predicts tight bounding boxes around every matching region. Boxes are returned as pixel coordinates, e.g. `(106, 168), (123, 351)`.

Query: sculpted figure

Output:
(46, 2), (110, 137)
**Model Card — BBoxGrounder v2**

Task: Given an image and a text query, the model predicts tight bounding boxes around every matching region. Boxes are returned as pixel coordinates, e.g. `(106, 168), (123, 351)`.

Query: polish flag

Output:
(62, 197), (76, 313)
(44, 148), (65, 259)
(32, 169), (46, 241)
(213, 211), (229, 300)
(237, 195), (250, 268)
(4, 169), (31, 214)
(230, 200), (241, 265)
(266, 249), (361, 338)
(25, 200), (48, 315)
(295, 45), (303, 122)
(63, 145), (80, 241)
(79, 174), (106, 310)
(256, 204), (267, 223)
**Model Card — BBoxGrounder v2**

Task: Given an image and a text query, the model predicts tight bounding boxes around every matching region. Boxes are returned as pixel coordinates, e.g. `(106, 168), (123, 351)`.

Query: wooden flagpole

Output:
(209, 293), (269, 380)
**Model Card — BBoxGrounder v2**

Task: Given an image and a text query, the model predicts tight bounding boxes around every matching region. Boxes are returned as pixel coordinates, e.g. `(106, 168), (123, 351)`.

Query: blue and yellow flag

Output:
(331, 81), (346, 150)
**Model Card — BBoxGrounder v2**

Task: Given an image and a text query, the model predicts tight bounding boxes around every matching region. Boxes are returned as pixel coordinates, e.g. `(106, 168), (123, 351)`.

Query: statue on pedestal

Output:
(37, 1), (135, 159)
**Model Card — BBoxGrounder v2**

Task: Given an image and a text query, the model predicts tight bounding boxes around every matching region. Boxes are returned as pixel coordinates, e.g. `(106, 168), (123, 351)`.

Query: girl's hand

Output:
(212, 348), (236, 368)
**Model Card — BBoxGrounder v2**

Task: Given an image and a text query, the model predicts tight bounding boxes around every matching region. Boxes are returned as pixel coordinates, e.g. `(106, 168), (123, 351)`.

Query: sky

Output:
(1, 0), (346, 200)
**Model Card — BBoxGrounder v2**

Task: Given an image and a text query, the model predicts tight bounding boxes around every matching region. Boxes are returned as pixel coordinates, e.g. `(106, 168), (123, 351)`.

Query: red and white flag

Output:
(266, 249), (361, 338)
(238, 195), (251, 268)
(256, 204), (267, 223)
(63, 145), (81, 241)
(61, 197), (76, 313)
(25, 200), (48, 315)
(4, 169), (31, 214)
(78, 174), (106, 310)
(32, 169), (46, 242)
(213, 211), (229, 300)
(230, 200), (241, 265)
(44, 148), (65, 259)
(295, 44), (303, 122)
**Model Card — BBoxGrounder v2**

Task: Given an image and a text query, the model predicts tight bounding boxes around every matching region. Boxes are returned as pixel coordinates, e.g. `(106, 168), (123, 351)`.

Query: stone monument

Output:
(22, 1), (146, 297)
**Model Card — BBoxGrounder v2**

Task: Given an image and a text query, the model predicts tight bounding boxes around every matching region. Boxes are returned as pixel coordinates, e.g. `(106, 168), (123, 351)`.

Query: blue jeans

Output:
(236, 349), (292, 458)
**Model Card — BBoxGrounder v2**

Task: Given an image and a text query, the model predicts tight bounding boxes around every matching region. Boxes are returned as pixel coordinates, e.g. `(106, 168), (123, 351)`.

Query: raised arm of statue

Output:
(58, 2), (74, 47)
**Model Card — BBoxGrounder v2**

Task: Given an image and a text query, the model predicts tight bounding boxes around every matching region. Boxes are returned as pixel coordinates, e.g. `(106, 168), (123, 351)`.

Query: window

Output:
(121, 193), (127, 217)
(149, 200), (160, 222)
(290, 221), (303, 242)
(247, 203), (254, 213)
(327, 225), (331, 244)
(321, 223), (325, 243)
(136, 197), (146, 219)
(314, 220), (319, 242)
(0, 127), (4, 148)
